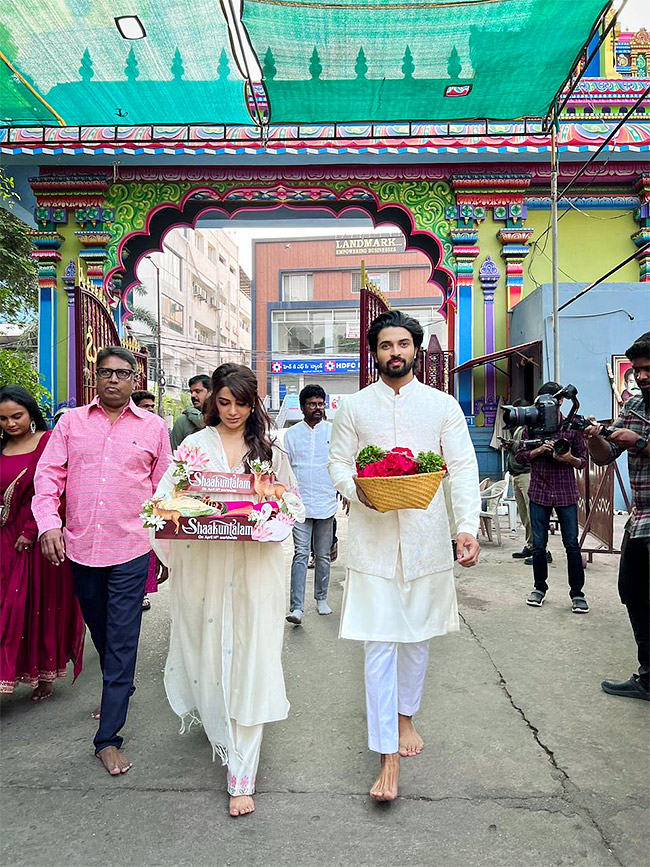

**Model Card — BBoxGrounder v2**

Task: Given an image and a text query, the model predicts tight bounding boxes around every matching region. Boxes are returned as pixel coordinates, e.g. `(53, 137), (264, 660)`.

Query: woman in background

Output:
(0, 386), (84, 699)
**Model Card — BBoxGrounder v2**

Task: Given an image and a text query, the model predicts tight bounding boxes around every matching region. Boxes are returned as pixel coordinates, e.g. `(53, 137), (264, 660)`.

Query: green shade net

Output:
(245, 0), (609, 123)
(0, 0), (608, 127)
(0, 0), (250, 126)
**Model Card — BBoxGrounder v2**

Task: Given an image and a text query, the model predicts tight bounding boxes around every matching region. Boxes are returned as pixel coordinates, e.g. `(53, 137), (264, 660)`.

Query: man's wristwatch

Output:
(633, 436), (649, 455)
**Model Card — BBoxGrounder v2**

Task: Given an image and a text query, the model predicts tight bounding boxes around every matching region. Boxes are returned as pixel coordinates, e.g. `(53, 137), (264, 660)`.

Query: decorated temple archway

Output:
(31, 159), (649, 418)
(32, 165), (457, 410)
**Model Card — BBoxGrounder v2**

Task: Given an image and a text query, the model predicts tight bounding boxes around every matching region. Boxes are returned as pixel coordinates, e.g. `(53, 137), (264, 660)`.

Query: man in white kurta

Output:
(328, 310), (480, 801)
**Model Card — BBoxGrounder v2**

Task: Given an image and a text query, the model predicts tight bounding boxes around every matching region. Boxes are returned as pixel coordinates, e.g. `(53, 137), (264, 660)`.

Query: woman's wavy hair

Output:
(0, 385), (49, 451)
(204, 363), (274, 466)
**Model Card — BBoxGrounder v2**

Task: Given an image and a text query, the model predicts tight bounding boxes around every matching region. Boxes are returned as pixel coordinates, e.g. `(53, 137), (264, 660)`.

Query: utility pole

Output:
(146, 255), (165, 415)
(551, 114), (560, 383)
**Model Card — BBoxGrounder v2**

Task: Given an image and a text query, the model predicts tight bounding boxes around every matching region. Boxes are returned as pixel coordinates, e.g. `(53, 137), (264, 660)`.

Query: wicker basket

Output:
(355, 470), (446, 513)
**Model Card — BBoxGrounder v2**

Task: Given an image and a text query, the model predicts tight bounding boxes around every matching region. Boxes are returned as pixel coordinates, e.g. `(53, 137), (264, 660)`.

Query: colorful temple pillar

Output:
(446, 212), (483, 417)
(497, 226), (534, 314)
(30, 171), (121, 407)
(447, 175), (531, 423)
(475, 255), (500, 425)
(633, 174), (650, 283)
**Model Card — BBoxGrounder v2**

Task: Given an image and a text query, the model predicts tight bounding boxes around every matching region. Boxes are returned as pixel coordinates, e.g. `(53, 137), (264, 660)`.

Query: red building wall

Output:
(253, 235), (443, 395)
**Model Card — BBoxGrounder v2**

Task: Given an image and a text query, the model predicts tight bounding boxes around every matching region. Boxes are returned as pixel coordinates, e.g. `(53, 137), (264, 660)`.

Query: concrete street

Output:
(1, 515), (648, 867)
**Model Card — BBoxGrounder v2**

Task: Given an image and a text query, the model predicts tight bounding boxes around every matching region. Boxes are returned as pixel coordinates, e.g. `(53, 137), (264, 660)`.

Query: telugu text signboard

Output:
(270, 358), (360, 375)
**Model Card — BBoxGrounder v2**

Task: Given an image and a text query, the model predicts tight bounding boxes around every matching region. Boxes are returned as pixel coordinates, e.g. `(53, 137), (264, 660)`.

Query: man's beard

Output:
(377, 356), (416, 379)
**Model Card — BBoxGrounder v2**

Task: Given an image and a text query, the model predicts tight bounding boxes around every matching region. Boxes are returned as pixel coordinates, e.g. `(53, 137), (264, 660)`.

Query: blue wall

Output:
(510, 282), (649, 507)
(470, 428), (503, 480)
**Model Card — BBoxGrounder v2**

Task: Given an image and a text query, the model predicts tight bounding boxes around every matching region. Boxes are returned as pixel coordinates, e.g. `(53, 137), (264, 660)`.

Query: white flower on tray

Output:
(249, 458), (273, 476)
(142, 514), (167, 531)
(279, 491), (305, 523)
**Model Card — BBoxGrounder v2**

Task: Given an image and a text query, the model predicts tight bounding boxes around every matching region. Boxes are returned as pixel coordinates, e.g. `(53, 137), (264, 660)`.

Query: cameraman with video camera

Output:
(584, 332), (650, 702)
(516, 382), (589, 613)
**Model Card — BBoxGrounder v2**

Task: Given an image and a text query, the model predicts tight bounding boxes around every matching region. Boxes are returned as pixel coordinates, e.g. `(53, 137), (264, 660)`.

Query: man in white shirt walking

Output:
(285, 384), (338, 625)
(329, 310), (481, 802)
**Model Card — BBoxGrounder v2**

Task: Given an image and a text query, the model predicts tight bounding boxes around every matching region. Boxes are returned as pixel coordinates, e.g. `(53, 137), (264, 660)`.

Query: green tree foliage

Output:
(0, 348), (52, 412)
(0, 209), (38, 323)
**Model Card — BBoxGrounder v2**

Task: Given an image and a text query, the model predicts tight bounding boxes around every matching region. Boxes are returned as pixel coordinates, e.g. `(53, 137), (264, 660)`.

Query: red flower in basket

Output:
(357, 447), (420, 478)
(380, 450), (419, 477)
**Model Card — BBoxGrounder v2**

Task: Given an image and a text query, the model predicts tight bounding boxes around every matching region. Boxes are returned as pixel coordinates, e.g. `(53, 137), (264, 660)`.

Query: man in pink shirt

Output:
(33, 347), (171, 775)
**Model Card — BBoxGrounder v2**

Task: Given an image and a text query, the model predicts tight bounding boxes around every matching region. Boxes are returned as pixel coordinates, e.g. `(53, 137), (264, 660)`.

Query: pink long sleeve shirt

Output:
(32, 397), (172, 567)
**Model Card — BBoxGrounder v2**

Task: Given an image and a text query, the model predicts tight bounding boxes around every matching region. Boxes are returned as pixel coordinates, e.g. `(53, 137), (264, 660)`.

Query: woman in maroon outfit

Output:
(0, 386), (84, 699)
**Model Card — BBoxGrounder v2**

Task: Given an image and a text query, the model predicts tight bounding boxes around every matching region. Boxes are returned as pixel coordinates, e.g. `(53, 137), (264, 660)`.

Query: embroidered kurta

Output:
(152, 427), (294, 764)
(328, 378), (480, 642)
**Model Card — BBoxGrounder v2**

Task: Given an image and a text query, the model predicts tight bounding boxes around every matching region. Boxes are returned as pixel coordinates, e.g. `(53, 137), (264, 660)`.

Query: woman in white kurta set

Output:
(328, 310), (481, 801)
(153, 363), (299, 817)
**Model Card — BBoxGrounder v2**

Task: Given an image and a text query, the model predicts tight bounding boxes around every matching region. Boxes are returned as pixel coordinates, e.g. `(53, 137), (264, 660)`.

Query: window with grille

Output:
(351, 270), (401, 293)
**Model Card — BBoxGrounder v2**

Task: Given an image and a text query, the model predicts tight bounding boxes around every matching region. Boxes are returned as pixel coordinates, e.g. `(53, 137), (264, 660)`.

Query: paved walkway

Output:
(1, 516), (648, 867)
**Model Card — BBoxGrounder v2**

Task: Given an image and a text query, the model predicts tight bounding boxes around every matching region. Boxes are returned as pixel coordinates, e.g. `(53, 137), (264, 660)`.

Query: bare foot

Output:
(91, 705), (101, 720)
(369, 753), (400, 802)
(229, 795), (255, 817)
(398, 714), (424, 757)
(31, 682), (53, 702)
(97, 746), (132, 776)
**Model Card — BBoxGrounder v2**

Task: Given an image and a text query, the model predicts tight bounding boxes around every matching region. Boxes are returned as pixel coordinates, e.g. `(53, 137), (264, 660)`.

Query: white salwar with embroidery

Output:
(152, 427), (294, 794)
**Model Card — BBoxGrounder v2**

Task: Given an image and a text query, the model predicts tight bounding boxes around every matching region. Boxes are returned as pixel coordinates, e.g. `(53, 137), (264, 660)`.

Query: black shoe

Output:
(524, 551), (553, 565)
(512, 547), (532, 559)
(571, 596), (589, 614)
(601, 675), (650, 701)
(526, 589), (546, 607)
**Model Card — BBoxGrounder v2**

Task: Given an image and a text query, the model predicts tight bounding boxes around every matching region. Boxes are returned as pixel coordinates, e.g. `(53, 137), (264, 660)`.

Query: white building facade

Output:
(134, 227), (252, 401)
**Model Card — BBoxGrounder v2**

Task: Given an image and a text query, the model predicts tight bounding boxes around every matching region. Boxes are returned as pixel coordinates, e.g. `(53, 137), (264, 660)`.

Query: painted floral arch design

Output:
(103, 178), (456, 321)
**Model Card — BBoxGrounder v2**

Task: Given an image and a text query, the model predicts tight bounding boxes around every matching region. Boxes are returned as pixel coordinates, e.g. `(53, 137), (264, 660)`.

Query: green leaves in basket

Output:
(356, 444), (387, 469)
(415, 451), (446, 474)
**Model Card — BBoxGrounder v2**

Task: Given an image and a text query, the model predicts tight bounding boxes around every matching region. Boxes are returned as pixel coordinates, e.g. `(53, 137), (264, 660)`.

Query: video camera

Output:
(502, 384), (614, 455)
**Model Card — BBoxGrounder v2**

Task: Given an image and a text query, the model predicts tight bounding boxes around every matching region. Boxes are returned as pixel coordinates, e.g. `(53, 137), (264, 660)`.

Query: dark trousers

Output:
(70, 553), (149, 754)
(618, 532), (650, 688)
(529, 501), (585, 598)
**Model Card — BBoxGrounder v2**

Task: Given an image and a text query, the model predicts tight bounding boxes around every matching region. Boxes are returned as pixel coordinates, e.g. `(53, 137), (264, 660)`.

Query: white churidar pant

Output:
(363, 639), (430, 754)
(227, 720), (264, 795)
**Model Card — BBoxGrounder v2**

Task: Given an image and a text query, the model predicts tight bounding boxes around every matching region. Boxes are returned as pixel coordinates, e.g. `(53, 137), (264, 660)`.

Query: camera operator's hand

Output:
(583, 416), (603, 438)
(553, 448), (578, 465)
(530, 441), (554, 459)
(608, 428), (647, 450)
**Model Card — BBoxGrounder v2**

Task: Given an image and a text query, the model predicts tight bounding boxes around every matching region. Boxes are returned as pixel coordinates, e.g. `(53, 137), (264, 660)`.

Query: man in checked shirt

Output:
(33, 347), (172, 773)
(516, 382), (590, 614)
(585, 332), (650, 702)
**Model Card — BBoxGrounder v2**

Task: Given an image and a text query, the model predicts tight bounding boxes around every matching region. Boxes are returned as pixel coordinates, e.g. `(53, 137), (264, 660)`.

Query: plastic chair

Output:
(479, 478), (508, 545)
(500, 471), (518, 532)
